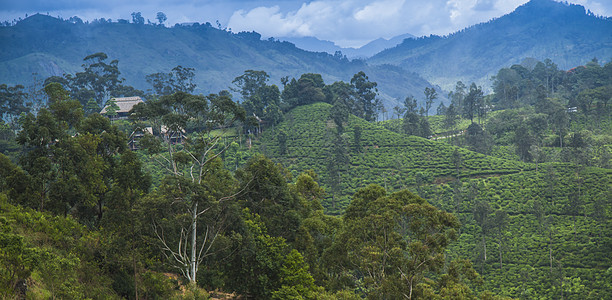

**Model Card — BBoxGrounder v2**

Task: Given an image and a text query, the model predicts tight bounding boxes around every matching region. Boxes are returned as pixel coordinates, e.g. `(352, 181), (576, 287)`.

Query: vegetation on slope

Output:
(421, 165), (612, 298)
(249, 57), (612, 298)
(256, 102), (530, 213)
(0, 21), (610, 297)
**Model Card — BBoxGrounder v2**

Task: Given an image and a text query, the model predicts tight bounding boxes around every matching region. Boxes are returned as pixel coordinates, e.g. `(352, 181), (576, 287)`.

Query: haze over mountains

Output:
(0, 0), (610, 107)
(280, 33), (415, 59)
(369, 0), (612, 90)
(0, 14), (436, 111)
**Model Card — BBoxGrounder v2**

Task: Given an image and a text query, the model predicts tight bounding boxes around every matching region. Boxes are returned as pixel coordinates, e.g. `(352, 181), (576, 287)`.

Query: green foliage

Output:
(0, 83), (29, 132)
(233, 70), (283, 126)
(352, 124), (362, 152)
(402, 111), (431, 138)
(250, 83), (610, 298)
(104, 98), (120, 119)
(326, 185), (486, 298)
(463, 83), (484, 123)
(277, 130), (287, 155)
(179, 285), (210, 300)
(1, 18), (610, 298)
(236, 155), (301, 241)
(226, 209), (289, 298)
(482, 59), (612, 167)
(272, 249), (317, 299)
(0, 194), (121, 298)
(424, 86), (437, 117)
(255, 102), (528, 214)
(146, 65), (196, 96)
(465, 123), (490, 154)
(12, 84), (132, 225)
(416, 165), (612, 298)
(282, 73), (327, 111)
(141, 271), (180, 299)
(0, 213), (38, 298)
(350, 71), (380, 122)
(62, 52), (143, 107)
(36, 250), (84, 299)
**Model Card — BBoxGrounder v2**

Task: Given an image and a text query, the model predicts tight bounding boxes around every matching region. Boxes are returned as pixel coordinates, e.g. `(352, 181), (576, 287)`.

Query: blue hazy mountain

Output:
(0, 15), (437, 111)
(280, 33), (415, 59)
(369, 0), (612, 90)
(2, 0), (608, 109)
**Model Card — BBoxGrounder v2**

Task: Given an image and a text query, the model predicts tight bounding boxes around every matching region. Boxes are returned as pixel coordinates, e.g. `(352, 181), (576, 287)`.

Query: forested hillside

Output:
(1, 1), (611, 298)
(255, 102), (530, 212)
(0, 82), (493, 299)
(1, 48), (611, 298)
(253, 101), (611, 297)
(0, 14), (438, 110)
(249, 58), (612, 298)
(369, 0), (612, 90)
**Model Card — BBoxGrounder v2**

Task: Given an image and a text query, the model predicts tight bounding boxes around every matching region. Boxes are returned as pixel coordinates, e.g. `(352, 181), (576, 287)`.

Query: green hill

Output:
(255, 102), (530, 212)
(1, 86), (609, 298)
(252, 102), (611, 298)
(425, 165), (612, 298)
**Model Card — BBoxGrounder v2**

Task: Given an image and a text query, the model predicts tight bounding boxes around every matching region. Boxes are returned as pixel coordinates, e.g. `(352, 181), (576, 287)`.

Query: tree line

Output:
(379, 58), (612, 169)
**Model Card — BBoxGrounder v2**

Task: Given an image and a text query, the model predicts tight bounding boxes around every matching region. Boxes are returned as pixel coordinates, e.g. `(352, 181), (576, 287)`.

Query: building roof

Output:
(100, 97), (144, 114)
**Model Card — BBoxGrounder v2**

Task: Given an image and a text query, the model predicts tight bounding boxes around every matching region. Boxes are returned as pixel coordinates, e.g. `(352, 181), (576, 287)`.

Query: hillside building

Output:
(100, 96), (143, 120)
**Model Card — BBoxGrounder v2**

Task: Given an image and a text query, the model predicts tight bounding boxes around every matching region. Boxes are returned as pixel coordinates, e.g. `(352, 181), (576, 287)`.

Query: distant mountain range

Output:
(0, 0), (610, 110)
(368, 0), (612, 90)
(0, 15), (437, 112)
(280, 33), (415, 59)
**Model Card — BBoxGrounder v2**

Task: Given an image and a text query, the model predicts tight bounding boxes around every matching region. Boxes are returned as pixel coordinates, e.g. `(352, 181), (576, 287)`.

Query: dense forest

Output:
(0, 44), (610, 299)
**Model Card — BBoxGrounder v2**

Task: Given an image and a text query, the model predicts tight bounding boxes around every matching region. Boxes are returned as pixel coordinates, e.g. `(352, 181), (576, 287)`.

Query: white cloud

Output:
(2, 0), (610, 47)
(570, 0), (612, 16)
(229, 6), (310, 36)
(228, 0), (529, 47)
(354, 0), (405, 21)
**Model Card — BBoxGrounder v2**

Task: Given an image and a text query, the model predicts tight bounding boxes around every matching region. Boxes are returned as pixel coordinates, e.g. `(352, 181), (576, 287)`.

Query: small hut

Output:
(100, 96), (144, 120)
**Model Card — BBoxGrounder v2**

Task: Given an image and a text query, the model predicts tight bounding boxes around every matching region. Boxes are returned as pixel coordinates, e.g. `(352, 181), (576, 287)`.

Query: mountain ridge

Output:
(279, 33), (415, 59)
(0, 14), (438, 111)
(368, 0), (612, 90)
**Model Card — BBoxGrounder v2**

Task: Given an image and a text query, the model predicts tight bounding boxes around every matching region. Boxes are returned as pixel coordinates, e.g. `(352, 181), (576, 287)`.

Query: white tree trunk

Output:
(483, 235), (487, 261)
(190, 201), (198, 285)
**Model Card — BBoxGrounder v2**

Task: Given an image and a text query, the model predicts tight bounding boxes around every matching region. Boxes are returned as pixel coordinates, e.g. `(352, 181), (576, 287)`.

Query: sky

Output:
(1, 0), (610, 48)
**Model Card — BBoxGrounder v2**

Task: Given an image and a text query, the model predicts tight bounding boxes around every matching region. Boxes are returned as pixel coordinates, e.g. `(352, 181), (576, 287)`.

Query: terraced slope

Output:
(422, 165), (612, 298)
(255, 102), (612, 298)
(255, 102), (530, 212)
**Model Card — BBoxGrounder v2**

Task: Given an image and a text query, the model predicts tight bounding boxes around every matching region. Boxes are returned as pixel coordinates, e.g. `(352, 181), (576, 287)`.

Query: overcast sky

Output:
(1, 0), (610, 47)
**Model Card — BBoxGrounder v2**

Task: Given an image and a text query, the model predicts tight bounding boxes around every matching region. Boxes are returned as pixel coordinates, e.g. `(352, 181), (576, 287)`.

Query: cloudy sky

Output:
(1, 0), (610, 47)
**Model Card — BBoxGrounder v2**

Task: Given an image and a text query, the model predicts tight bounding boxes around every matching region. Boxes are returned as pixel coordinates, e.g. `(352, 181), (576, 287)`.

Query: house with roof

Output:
(128, 126), (153, 150)
(100, 96), (144, 120)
